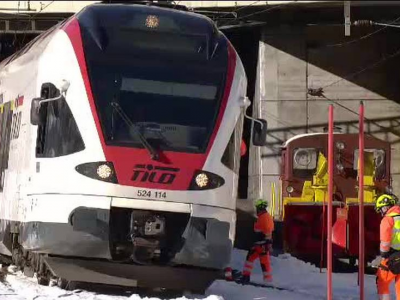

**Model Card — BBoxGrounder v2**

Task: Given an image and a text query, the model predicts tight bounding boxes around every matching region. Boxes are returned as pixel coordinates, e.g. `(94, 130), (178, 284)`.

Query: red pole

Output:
(327, 105), (334, 300)
(359, 102), (365, 300)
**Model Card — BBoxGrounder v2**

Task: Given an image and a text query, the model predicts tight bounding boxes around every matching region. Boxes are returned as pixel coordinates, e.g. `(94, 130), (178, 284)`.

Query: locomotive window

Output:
(36, 85), (85, 158)
(292, 148), (317, 178)
(353, 149), (385, 179)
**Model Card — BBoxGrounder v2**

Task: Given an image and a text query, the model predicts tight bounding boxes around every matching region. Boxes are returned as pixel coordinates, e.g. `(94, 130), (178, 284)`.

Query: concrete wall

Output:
(250, 25), (400, 216)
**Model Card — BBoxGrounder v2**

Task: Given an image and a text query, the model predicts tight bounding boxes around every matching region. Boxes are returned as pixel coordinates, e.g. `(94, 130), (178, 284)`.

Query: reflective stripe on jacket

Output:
(381, 206), (400, 254)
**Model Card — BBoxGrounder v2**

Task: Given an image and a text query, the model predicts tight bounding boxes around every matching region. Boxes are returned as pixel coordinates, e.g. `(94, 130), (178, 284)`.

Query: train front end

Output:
(281, 133), (390, 264)
(26, 3), (249, 292)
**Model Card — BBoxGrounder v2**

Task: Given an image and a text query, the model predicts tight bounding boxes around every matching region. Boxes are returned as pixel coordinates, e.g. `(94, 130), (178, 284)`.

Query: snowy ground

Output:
(0, 249), (392, 300)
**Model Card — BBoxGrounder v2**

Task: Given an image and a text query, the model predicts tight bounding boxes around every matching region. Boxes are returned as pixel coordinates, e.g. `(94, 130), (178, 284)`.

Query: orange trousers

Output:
(377, 259), (400, 300)
(242, 245), (272, 282)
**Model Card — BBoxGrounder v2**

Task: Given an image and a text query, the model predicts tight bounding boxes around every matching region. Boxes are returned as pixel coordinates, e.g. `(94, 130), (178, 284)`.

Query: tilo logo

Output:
(132, 164), (179, 184)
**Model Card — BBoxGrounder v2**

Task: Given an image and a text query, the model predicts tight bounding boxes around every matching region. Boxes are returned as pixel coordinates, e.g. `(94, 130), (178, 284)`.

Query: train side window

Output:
(221, 116), (244, 174)
(221, 131), (235, 171)
(35, 84), (85, 158)
(0, 102), (13, 191)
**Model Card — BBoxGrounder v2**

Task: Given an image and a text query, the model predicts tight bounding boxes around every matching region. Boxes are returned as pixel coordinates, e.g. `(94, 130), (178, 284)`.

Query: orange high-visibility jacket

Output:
(380, 205), (400, 255)
(254, 211), (274, 242)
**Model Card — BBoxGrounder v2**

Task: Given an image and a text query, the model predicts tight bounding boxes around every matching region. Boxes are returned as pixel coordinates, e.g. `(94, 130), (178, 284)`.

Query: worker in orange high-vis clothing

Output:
(239, 199), (274, 284)
(375, 193), (400, 300)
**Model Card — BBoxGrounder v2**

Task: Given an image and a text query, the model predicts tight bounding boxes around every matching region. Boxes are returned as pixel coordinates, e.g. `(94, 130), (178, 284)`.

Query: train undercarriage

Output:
(0, 206), (231, 294)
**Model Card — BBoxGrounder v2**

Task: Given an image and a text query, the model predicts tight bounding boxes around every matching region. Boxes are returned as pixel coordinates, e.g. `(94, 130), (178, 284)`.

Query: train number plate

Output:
(137, 189), (167, 199)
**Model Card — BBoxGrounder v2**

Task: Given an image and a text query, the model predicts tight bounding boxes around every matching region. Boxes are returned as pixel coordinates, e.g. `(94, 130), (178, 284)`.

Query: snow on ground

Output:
(0, 249), (393, 300)
(212, 249), (386, 300)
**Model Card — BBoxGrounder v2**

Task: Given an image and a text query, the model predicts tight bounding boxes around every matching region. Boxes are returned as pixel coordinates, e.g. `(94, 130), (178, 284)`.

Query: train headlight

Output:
(97, 164), (112, 179)
(293, 148), (317, 170)
(145, 15), (159, 29)
(286, 186), (294, 193)
(189, 170), (225, 190)
(76, 162), (118, 184)
(336, 142), (345, 150)
(195, 173), (209, 188)
(336, 163), (344, 172)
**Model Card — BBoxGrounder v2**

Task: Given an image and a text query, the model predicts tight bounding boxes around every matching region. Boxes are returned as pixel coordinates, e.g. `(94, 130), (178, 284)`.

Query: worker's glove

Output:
(371, 256), (382, 268)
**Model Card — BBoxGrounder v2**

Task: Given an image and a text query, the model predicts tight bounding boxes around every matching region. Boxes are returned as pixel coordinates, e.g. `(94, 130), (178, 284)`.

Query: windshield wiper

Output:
(110, 102), (159, 161)
(141, 123), (172, 147)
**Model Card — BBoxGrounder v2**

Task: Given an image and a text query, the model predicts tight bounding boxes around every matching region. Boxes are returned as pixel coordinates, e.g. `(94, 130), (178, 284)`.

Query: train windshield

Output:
(79, 8), (228, 153)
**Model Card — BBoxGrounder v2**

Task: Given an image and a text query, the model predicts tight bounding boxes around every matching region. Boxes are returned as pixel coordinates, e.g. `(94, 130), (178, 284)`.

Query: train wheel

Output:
(11, 243), (23, 270)
(137, 287), (184, 298)
(37, 275), (50, 286)
(57, 278), (68, 289)
(11, 237), (52, 286)
(23, 266), (34, 278)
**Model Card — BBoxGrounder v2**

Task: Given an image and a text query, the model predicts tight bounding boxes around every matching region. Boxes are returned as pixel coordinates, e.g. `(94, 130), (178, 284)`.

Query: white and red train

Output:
(0, 1), (266, 293)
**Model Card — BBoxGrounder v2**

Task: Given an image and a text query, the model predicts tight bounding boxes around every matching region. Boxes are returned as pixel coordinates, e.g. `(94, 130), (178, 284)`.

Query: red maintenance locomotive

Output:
(280, 133), (390, 264)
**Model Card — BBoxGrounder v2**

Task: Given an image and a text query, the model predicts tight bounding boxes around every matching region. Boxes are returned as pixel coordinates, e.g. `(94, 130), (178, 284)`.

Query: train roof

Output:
(282, 132), (389, 148)
(0, 1), (219, 71)
(282, 132), (341, 148)
(76, 2), (217, 35)
(99, 1), (189, 11)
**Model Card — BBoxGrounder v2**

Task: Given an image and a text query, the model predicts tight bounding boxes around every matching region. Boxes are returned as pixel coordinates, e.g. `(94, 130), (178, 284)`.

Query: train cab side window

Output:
(221, 116), (244, 174)
(221, 131), (235, 171)
(35, 84), (85, 157)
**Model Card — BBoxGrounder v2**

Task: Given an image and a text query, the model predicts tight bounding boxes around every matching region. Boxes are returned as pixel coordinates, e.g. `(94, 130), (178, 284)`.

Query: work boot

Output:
(264, 276), (273, 283)
(224, 267), (233, 281)
(238, 274), (250, 284)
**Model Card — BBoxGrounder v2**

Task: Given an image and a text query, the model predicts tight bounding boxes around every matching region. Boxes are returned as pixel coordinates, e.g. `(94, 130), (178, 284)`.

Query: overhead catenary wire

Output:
(304, 43), (400, 138)
(219, 1), (298, 27)
(370, 21), (400, 29)
(259, 27), (400, 138)
(212, 0), (261, 23)
(324, 15), (400, 48)
(315, 46), (400, 92)
(309, 45), (400, 137)
(12, 1), (21, 47)
(19, 1), (55, 49)
(307, 18), (400, 138)
(316, 94), (400, 138)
